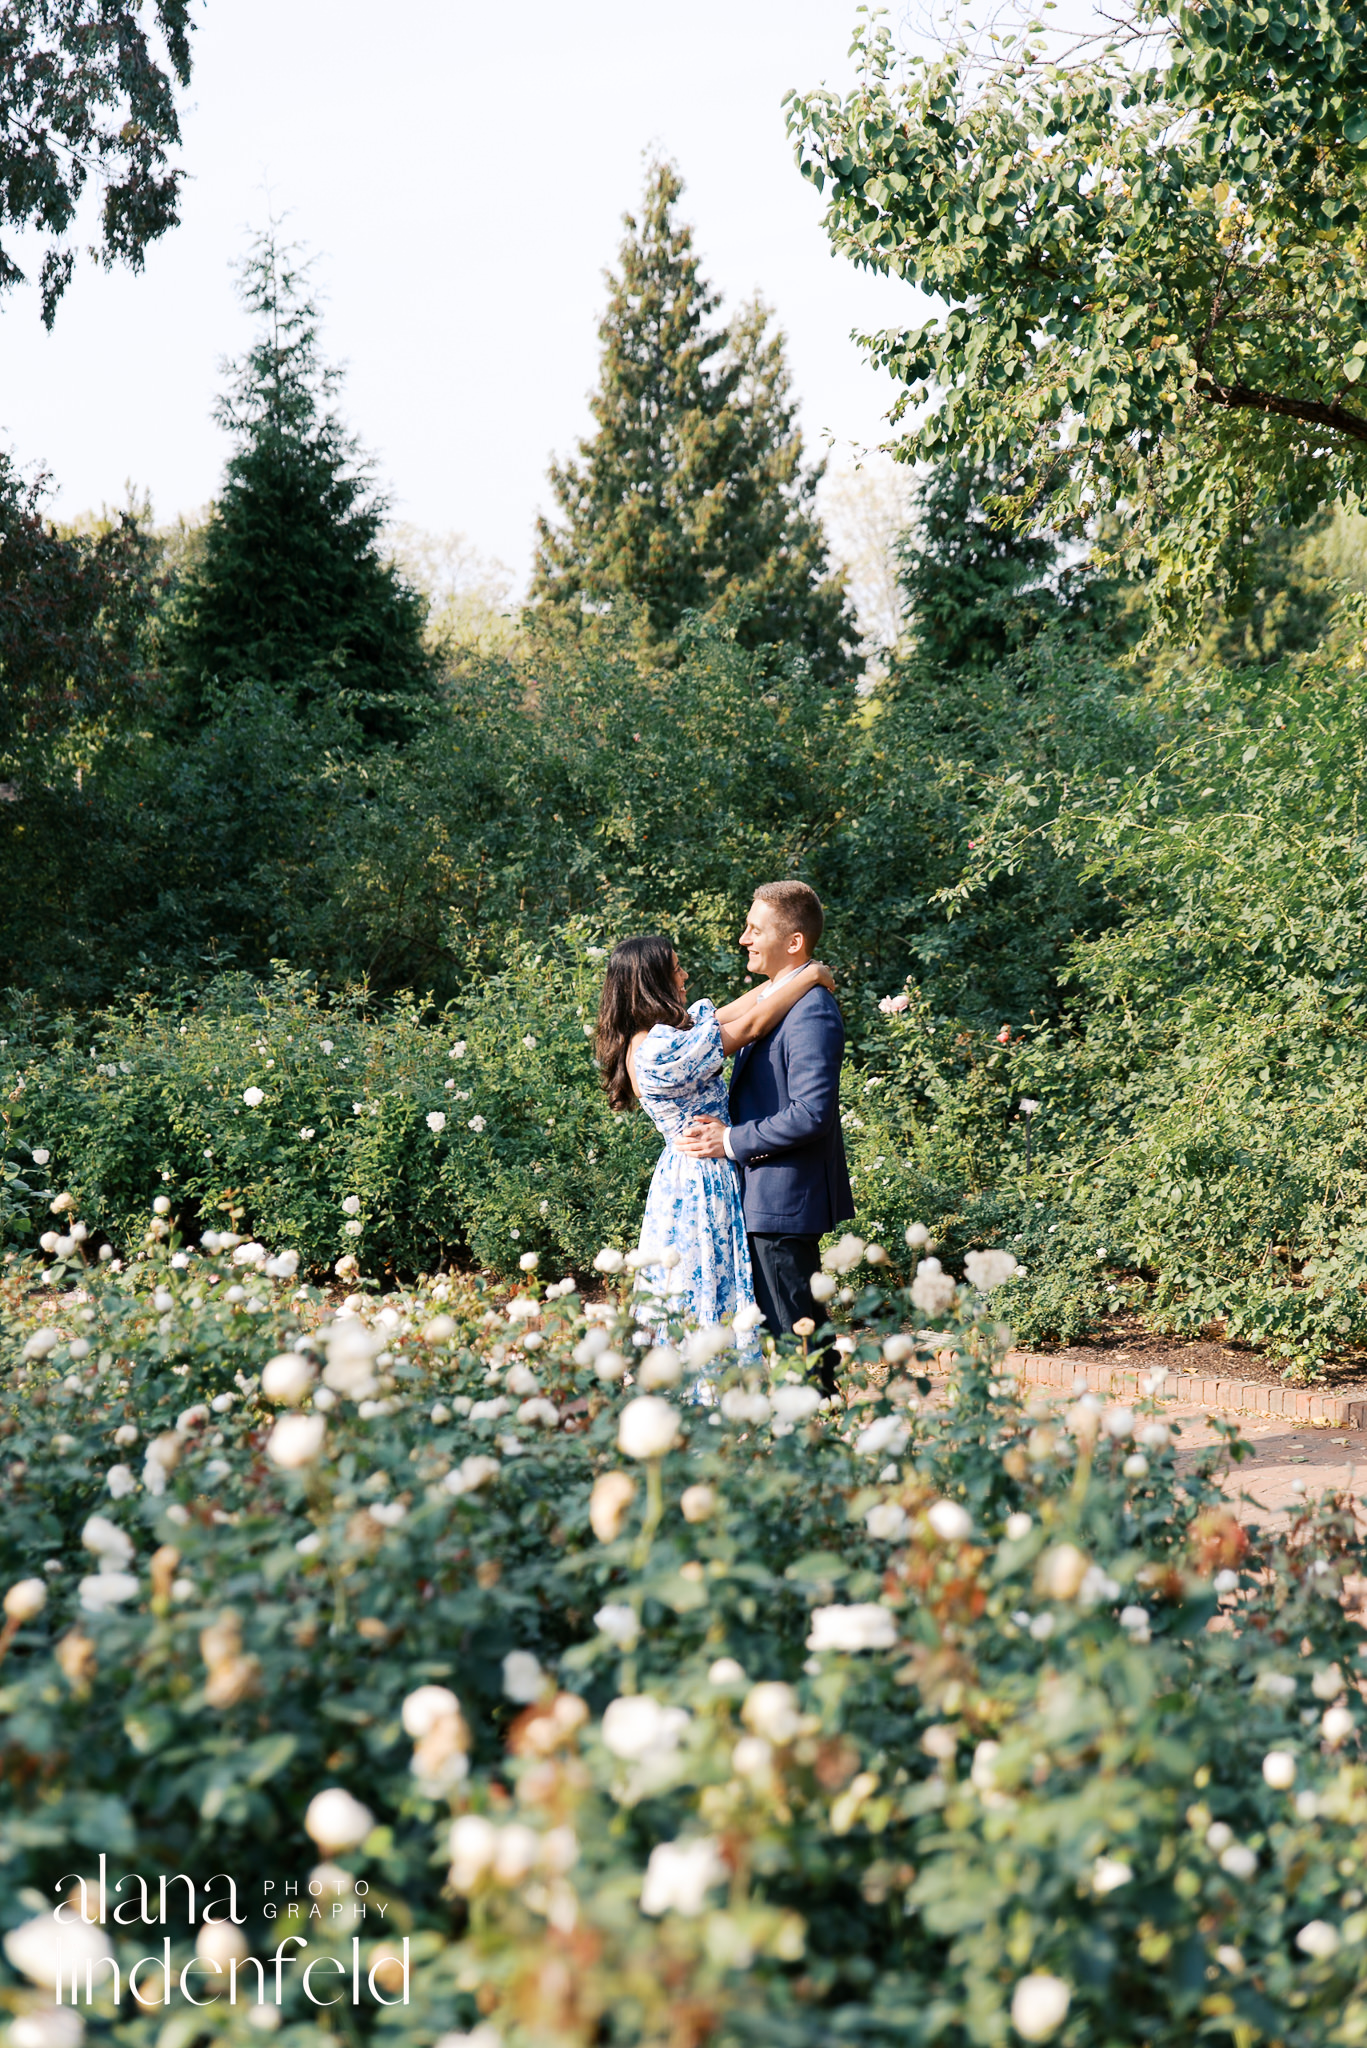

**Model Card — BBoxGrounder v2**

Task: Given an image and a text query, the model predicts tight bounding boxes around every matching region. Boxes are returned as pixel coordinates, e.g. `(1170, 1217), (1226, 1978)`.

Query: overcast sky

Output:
(1, 0), (931, 589)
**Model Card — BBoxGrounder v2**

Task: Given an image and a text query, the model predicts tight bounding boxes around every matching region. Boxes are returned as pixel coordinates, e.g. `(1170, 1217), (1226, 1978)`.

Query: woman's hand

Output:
(811, 962), (835, 993)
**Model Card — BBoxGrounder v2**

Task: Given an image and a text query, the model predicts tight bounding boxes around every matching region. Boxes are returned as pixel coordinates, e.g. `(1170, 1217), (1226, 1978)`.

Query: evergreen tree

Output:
(533, 163), (857, 682)
(167, 230), (434, 732)
(897, 456), (1063, 674)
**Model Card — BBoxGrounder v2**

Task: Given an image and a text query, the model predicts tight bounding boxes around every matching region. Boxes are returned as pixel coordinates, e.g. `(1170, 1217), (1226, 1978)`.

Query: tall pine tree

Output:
(533, 163), (857, 682)
(168, 230), (433, 731)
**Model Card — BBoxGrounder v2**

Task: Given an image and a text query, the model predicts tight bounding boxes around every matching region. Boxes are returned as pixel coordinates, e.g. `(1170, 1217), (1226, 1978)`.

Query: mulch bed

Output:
(1038, 1311), (1367, 1400)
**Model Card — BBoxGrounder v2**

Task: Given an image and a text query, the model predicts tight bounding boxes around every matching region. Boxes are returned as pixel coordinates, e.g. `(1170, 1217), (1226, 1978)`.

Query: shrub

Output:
(0, 1224), (1364, 2048)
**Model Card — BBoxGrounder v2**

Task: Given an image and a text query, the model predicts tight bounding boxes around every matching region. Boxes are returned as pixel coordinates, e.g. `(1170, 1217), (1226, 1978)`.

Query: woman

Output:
(595, 935), (835, 1333)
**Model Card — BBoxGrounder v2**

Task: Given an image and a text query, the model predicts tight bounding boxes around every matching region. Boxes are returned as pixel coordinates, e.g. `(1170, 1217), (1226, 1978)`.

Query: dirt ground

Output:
(1036, 1310), (1367, 1399)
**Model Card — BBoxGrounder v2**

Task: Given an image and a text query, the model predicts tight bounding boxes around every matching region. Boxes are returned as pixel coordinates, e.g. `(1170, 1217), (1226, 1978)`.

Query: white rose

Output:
(807, 1603), (897, 1653)
(680, 1483), (716, 1523)
(342, 1195), (361, 1216)
(402, 1684), (462, 1738)
(911, 1261), (958, 1316)
(242, 1087), (264, 1107)
(1011, 1973), (1070, 2042)
(468, 1115), (487, 1133)
(773, 1383), (822, 1425)
(5, 1911), (112, 1989)
(865, 1502), (909, 1541)
(1092, 1856), (1132, 1894)
(517, 1397), (559, 1428)
(502, 1650), (546, 1703)
(78, 1572), (139, 1613)
(741, 1681), (801, 1745)
(304, 1787), (374, 1853)
(1322, 1704), (1355, 1747)
(926, 1499), (973, 1542)
(1297, 1920), (1342, 1960)
(426, 1111), (447, 1133)
(601, 1694), (689, 1761)
(639, 1346), (683, 1389)
(964, 1248), (1021, 1292)
(448, 1814), (499, 1892)
(105, 1464), (137, 1500)
(883, 1334), (916, 1363)
(22, 1328), (60, 1360)
(640, 1837), (726, 1917)
(593, 1247), (626, 1273)
(445, 1455), (501, 1496)
(1262, 1751), (1297, 1790)
(618, 1395), (680, 1460)
(10, 2007), (87, 2048)
(81, 1514), (133, 1565)
(594, 1603), (641, 1648)
(266, 1413), (327, 1469)
(261, 1353), (317, 1405)
(821, 1233), (865, 1274)
(1004, 1512), (1033, 1541)
(3, 1577), (47, 1623)
(809, 1272), (838, 1302)
(519, 1251), (540, 1271)
(196, 1921), (250, 1967)
(31, 1148), (50, 1165)
(855, 1415), (909, 1460)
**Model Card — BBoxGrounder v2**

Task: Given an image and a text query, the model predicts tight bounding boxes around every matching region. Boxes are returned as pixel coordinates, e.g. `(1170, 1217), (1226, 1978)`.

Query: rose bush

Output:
(1, 1214), (1365, 2048)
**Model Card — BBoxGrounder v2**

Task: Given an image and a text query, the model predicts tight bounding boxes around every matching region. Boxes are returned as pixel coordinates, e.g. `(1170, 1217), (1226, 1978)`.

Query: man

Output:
(675, 879), (854, 1390)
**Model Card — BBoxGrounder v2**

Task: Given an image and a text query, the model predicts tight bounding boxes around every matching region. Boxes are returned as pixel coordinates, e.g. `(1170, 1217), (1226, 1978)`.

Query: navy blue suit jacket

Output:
(727, 986), (855, 1235)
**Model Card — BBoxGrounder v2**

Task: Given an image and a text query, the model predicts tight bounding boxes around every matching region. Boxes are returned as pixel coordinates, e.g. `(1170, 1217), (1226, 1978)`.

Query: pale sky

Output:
(2, 0), (930, 591)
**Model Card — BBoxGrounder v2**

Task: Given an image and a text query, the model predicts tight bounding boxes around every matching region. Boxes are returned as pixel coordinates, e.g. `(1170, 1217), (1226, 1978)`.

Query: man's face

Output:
(740, 898), (806, 980)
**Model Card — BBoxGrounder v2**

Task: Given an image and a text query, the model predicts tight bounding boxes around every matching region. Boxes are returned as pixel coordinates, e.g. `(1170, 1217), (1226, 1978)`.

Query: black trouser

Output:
(747, 1232), (839, 1395)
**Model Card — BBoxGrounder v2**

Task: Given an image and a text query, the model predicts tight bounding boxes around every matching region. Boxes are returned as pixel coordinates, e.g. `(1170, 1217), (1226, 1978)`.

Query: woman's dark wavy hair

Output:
(596, 934), (689, 1113)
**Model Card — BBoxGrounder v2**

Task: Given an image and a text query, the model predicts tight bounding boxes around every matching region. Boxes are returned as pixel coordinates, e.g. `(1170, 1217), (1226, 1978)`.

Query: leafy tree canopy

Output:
(166, 230), (436, 735)
(0, 0), (194, 325)
(533, 161), (859, 682)
(787, 2), (1367, 627)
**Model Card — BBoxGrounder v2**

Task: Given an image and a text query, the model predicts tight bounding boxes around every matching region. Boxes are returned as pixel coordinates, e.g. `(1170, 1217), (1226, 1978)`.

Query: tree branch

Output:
(1194, 376), (1367, 442)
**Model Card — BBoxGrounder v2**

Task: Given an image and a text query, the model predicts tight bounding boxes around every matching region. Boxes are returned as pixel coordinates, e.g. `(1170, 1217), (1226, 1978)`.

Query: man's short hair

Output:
(752, 879), (824, 951)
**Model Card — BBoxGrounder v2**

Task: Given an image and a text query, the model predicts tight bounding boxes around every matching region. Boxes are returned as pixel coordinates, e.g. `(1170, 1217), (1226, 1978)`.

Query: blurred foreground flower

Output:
(305, 1787), (374, 1854)
(640, 1836), (726, 1916)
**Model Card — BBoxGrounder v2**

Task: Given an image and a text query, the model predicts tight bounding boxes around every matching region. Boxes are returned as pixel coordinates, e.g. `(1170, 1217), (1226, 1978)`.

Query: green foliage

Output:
(898, 454), (1067, 674)
(0, 0), (194, 324)
(165, 231), (435, 736)
(0, 1249), (1363, 2048)
(786, 3), (1367, 626)
(533, 162), (859, 682)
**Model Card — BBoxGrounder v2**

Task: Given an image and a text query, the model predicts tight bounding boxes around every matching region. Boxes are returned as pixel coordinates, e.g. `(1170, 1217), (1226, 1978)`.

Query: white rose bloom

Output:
(10, 2007), (86, 2048)
(732, 1735), (773, 1781)
(593, 1247), (626, 1273)
(344, 1219), (363, 1237)
(681, 1483), (716, 1523)
(911, 1260), (958, 1316)
(468, 1115), (487, 1132)
(1011, 1974), (1071, 2041)
(492, 1821), (540, 1885)
(1312, 1663), (1345, 1700)
(105, 1464), (137, 1500)
(299, 1127), (316, 1140)
(927, 1499), (973, 1542)
(1297, 1920), (1342, 1960)
(319, 1040), (335, 1054)
(78, 1571), (139, 1613)
(639, 1346), (683, 1389)
(341, 1195), (361, 1216)
(266, 1249), (300, 1278)
(266, 1413), (327, 1469)
(506, 1295), (539, 1321)
(1004, 1512), (1033, 1541)
(1322, 1704), (1355, 1746)
(1092, 1857), (1132, 1894)
(905, 1222), (930, 1247)
(519, 1250), (540, 1271)
(720, 1387), (772, 1425)
(1103, 1406), (1135, 1438)
(708, 1657), (746, 1685)
(31, 1148), (50, 1165)
(1255, 1670), (1297, 1699)
(883, 1334), (916, 1364)
(865, 1501), (909, 1541)
(505, 1362), (539, 1395)
(1263, 1751), (1297, 1789)
(195, 1921), (250, 1968)
(1139, 1422), (1172, 1449)
(81, 1514), (133, 1566)
(402, 1684), (462, 1738)
(522, 1034), (538, 1050)
(427, 1112), (447, 1133)
(855, 1415), (909, 1460)
(1220, 1844), (1257, 1879)
(686, 1327), (733, 1368)
(821, 1233), (865, 1274)
(601, 1694), (689, 1761)
(305, 1788), (374, 1854)
(242, 1087), (264, 1107)
(809, 1272), (838, 1303)
(964, 1249), (1021, 1291)
(445, 1455), (502, 1496)
(741, 1681), (801, 1745)
(807, 1603), (897, 1653)
(261, 1353), (317, 1405)
(5, 1910), (112, 1989)
(3, 1577), (47, 1622)
(22, 1328), (60, 1360)
(640, 1837), (726, 1917)
(618, 1395), (681, 1460)
(773, 1384), (823, 1425)
(733, 1302), (766, 1333)
(1123, 1453), (1150, 1479)
(518, 1397), (559, 1429)
(594, 1603), (641, 1648)
(502, 1650), (546, 1703)
(448, 1814), (500, 1893)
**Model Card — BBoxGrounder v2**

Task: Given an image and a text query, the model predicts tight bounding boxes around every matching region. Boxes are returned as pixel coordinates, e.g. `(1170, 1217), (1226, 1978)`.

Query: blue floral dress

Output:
(634, 999), (757, 1331)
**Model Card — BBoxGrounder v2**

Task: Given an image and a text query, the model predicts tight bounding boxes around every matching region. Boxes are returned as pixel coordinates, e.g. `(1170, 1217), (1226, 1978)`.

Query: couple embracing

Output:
(595, 880), (854, 1392)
